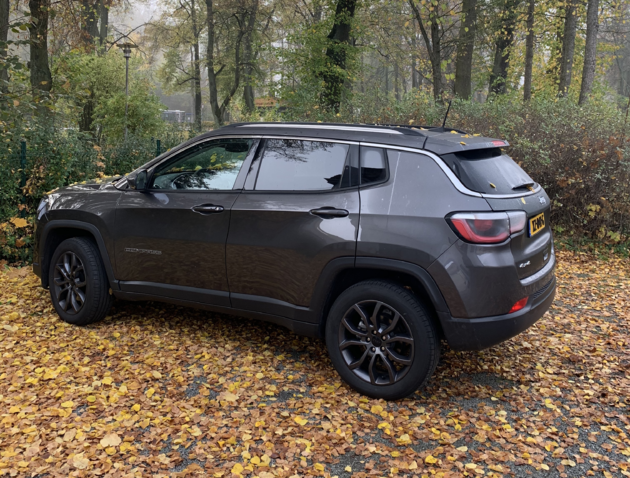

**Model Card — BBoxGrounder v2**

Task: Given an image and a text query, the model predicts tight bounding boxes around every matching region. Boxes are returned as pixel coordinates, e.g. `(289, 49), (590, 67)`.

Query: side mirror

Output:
(128, 170), (148, 191)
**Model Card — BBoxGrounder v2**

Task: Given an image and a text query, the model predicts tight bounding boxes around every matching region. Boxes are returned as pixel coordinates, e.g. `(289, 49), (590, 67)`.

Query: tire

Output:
(48, 237), (113, 326)
(325, 280), (440, 400)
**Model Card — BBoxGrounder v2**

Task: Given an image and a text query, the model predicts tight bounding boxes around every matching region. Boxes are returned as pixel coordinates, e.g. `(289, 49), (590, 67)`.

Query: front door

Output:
(114, 137), (258, 306)
(226, 138), (360, 319)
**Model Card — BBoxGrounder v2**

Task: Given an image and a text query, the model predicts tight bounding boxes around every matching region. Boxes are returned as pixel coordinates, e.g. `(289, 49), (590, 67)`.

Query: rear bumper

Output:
(439, 274), (556, 351)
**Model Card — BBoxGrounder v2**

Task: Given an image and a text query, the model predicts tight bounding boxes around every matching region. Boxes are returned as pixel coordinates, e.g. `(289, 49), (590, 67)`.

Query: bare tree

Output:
(578, 0), (600, 105)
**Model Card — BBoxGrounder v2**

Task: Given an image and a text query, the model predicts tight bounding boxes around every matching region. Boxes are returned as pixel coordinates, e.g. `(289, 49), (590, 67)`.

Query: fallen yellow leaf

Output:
(100, 433), (121, 448)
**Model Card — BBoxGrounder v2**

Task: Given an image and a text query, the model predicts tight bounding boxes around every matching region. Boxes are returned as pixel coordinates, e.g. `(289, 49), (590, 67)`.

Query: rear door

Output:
(114, 137), (258, 306)
(226, 138), (360, 319)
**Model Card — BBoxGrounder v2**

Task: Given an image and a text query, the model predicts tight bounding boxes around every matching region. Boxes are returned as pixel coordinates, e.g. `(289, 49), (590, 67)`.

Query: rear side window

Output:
(360, 147), (387, 185)
(255, 139), (349, 191)
(441, 149), (537, 195)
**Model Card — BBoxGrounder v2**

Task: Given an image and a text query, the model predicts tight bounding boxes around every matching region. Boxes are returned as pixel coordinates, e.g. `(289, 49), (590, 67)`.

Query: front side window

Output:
(150, 138), (254, 190)
(254, 139), (349, 191)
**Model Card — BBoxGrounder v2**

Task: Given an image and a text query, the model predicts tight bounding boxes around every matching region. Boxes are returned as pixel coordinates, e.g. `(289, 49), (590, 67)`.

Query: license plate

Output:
(529, 212), (545, 237)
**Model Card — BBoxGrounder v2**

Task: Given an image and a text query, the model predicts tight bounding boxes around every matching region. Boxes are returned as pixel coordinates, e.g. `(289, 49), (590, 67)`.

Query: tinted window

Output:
(150, 138), (253, 190)
(255, 139), (349, 191)
(361, 147), (387, 185)
(442, 149), (537, 194)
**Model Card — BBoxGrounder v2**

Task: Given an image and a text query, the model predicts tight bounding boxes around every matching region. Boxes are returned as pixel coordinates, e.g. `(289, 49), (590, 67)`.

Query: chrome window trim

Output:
(360, 142), (482, 198)
(149, 135), (263, 170)
(262, 135), (359, 145)
(360, 142), (542, 199)
(239, 123), (403, 135)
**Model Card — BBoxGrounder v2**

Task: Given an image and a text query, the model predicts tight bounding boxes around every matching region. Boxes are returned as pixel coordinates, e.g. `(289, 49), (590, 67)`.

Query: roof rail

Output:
(235, 123), (406, 135)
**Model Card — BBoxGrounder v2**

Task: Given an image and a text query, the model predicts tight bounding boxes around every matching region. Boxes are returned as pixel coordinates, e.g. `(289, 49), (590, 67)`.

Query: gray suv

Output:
(33, 123), (556, 399)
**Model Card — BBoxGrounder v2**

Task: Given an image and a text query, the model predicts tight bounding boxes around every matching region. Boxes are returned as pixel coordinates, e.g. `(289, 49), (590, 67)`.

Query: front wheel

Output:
(49, 237), (113, 326)
(325, 280), (440, 400)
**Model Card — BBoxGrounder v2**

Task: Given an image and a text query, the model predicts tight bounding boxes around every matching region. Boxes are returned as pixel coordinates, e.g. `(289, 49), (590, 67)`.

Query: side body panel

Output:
(114, 190), (240, 305)
(357, 149), (491, 268)
(226, 190), (360, 318)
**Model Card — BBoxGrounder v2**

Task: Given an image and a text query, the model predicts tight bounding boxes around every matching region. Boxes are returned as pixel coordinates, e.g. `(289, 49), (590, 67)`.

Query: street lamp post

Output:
(117, 42), (138, 141)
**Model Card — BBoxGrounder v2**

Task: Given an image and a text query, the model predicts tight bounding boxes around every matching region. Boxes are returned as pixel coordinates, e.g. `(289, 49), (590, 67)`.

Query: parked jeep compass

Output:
(34, 123), (556, 399)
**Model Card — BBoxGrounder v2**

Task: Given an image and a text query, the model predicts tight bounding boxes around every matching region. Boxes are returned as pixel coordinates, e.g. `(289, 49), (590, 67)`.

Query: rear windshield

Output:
(441, 148), (537, 195)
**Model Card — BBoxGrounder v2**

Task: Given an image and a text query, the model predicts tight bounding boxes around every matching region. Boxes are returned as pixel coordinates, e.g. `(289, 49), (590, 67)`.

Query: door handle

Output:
(310, 207), (349, 218)
(192, 204), (224, 214)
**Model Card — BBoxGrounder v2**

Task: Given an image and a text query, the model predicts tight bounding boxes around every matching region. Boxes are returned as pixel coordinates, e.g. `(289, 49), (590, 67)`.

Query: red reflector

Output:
(492, 140), (506, 146)
(509, 297), (528, 314)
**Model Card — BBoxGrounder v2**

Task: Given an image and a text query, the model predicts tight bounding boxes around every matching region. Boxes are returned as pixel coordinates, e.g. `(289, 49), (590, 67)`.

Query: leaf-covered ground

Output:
(0, 250), (629, 478)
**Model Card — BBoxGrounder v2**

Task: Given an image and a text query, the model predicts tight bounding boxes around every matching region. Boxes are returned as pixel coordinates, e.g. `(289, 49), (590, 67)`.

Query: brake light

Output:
(509, 297), (528, 314)
(447, 211), (526, 244)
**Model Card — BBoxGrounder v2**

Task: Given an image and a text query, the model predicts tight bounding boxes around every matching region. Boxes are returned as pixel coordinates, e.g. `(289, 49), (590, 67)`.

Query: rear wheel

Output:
(49, 237), (112, 326)
(325, 280), (439, 400)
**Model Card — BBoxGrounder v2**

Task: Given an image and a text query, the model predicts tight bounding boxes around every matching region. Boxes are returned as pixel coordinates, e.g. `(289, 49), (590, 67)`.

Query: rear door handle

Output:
(310, 207), (349, 218)
(192, 204), (224, 214)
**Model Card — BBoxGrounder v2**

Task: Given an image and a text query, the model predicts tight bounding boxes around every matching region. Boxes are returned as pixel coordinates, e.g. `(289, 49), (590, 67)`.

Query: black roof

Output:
(155, 122), (509, 165)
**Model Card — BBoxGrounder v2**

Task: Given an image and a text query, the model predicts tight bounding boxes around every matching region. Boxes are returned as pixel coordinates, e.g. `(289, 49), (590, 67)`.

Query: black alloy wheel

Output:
(49, 237), (113, 326)
(53, 251), (87, 315)
(326, 280), (439, 400)
(339, 300), (414, 386)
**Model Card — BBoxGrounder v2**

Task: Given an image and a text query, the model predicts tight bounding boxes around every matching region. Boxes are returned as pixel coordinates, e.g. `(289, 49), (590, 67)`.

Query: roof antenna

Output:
(441, 100), (452, 128)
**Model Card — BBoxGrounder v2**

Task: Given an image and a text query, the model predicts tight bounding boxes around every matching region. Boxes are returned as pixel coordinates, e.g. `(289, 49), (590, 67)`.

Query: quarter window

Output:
(360, 147), (388, 185)
(255, 139), (350, 191)
(150, 138), (254, 190)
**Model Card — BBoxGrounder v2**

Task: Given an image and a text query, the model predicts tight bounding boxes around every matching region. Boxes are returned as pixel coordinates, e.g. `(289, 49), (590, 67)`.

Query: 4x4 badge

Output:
(539, 197), (547, 205)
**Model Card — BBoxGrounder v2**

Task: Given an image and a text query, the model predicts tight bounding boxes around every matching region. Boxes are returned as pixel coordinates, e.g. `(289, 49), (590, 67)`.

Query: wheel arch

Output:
(40, 221), (117, 289)
(313, 257), (451, 338)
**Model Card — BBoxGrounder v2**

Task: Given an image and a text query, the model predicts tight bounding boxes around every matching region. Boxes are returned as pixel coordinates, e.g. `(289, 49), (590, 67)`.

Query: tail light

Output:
(447, 211), (526, 244)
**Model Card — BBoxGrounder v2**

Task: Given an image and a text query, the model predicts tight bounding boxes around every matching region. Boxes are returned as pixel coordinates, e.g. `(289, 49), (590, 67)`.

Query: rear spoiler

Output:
(421, 129), (510, 156)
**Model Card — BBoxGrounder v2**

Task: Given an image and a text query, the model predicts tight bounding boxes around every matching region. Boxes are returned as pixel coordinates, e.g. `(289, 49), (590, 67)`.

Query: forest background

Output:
(0, 0), (629, 262)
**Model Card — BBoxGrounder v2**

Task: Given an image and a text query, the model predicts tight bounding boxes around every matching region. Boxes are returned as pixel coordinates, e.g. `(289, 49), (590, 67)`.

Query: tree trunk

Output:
(205, 0), (243, 125)
(99, 0), (109, 48)
(243, 0), (259, 113)
(81, 0), (100, 47)
(523, 0), (535, 101)
(558, 0), (578, 97)
(409, 0), (443, 103)
(28, 0), (52, 102)
(488, 0), (519, 95)
(206, 0), (222, 125)
(190, 0), (202, 130)
(394, 60), (400, 101)
(0, 0), (9, 93)
(578, 0), (599, 105)
(321, 0), (358, 112)
(411, 35), (418, 89)
(454, 0), (477, 100)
